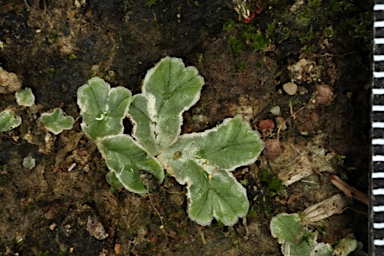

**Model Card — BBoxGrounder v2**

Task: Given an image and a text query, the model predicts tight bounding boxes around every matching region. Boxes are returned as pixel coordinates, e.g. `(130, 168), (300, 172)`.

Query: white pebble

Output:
(283, 82), (298, 95)
(270, 106), (281, 115)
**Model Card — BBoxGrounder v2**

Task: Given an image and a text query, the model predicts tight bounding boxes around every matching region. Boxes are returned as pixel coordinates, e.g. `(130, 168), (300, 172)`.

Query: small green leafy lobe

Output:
(128, 57), (204, 156)
(270, 213), (302, 243)
(0, 109), (21, 132)
(16, 87), (35, 107)
(158, 116), (264, 226)
(77, 77), (132, 139)
(270, 213), (334, 256)
(183, 162), (249, 226)
(40, 108), (75, 135)
(97, 134), (164, 194)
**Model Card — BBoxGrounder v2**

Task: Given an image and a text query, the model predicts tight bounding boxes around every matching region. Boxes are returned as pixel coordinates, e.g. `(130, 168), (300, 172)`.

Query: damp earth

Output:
(0, 0), (371, 255)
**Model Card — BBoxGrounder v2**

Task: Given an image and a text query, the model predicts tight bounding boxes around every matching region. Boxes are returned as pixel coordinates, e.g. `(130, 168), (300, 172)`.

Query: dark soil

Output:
(0, 0), (371, 255)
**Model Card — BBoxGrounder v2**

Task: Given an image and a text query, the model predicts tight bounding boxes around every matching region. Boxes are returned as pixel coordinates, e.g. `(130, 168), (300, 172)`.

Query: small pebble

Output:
(114, 244), (122, 254)
(49, 223), (57, 230)
(263, 139), (281, 161)
(315, 84), (333, 105)
(283, 82), (298, 95)
(86, 216), (109, 240)
(270, 106), (280, 116)
(258, 119), (275, 130)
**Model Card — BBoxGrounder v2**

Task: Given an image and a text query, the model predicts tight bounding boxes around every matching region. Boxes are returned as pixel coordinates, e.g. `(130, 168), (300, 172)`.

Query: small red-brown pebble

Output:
(263, 139), (281, 161)
(244, 12), (256, 23)
(150, 234), (159, 243)
(310, 112), (319, 123)
(315, 84), (334, 105)
(114, 244), (122, 254)
(170, 212), (181, 219)
(168, 230), (177, 237)
(258, 119), (275, 130)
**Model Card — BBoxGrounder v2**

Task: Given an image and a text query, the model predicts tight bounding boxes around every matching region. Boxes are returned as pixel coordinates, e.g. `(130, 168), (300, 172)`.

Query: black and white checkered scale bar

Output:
(372, 3), (384, 255)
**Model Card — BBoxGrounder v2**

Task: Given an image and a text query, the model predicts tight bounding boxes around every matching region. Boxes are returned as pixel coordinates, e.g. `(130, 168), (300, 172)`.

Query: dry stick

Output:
(198, 227), (207, 245)
(330, 175), (369, 205)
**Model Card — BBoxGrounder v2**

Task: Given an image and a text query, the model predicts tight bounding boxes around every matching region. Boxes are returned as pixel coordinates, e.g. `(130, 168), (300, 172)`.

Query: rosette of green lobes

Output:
(77, 77), (132, 140)
(97, 134), (164, 194)
(128, 57), (204, 156)
(158, 116), (264, 226)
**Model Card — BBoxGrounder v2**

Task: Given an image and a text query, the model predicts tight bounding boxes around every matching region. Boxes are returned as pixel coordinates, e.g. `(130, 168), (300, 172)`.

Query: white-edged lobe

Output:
(310, 243), (333, 256)
(0, 109), (22, 132)
(97, 134), (164, 194)
(128, 57), (204, 156)
(158, 116), (264, 226)
(39, 108), (75, 135)
(333, 238), (358, 256)
(22, 156), (36, 169)
(159, 116), (264, 171)
(77, 77), (132, 139)
(270, 213), (302, 243)
(15, 87), (35, 107)
(271, 213), (319, 255)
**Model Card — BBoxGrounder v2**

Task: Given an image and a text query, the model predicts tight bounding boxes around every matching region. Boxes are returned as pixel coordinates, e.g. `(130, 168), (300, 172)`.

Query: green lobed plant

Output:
(270, 213), (359, 256)
(15, 87), (35, 107)
(22, 156), (36, 169)
(0, 109), (22, 132)
(77, 57), (265, 226)
(39, 108), (75, 135)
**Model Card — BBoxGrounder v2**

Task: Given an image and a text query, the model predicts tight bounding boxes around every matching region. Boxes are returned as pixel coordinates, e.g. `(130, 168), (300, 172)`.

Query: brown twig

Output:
(330, 175), (368, 205)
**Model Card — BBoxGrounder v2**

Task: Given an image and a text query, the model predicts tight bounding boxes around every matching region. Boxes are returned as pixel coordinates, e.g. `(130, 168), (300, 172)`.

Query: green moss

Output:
(195, 52), (203, 62)
(223, 19), (236, 32)
(228, 36), (245, 56)
(299, 26), (314, 43)
(269, 0), (371, 49)
(255, 61), (263, 68)
(48, 68), (55, 79)
(260, 168), (283, 193)
(266, 19), (277, 38)
(225, 21), (269, 56)
(240, 179), (248, 186)
(247, 208), (257, 218)
(68, 53), (77, 60)
(146, 0), (157, 7)
(323, 26), (334, 38)
(243, 26), (269, 51)
(235, 62), (247, 71)
(330, 0), (353, 13)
